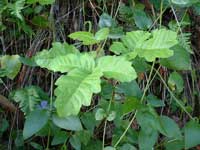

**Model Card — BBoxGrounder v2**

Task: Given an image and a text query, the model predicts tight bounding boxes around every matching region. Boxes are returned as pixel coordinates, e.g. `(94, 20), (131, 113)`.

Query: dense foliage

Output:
(0, 0), (200, 150)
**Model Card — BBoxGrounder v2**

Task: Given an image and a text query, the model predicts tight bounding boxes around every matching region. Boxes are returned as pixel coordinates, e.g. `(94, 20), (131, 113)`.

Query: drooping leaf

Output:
(23, 109), (49, 139)
(0, 55), (21, 79)
(52, 115), (82, 131)
(184, 120), (200, 149)
(54, 68), (102, 117)
(97, 56), (137, 82)
(10, 86), (48, 115)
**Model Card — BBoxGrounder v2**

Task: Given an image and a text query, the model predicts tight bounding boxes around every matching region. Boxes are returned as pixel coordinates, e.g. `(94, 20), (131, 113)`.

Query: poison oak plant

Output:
(5, 27), (200, 149)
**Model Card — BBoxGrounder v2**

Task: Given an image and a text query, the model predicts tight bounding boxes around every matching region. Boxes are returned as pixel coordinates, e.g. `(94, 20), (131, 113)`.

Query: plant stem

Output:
(155, 69), (194, 120)
(114, 61), (156, 148)
(102, 83), (116, 149)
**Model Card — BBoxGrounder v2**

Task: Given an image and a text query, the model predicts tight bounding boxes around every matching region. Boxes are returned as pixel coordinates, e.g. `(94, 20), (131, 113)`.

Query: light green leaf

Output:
(184, 120), (200, 149)
(9, 86), (48, 115)
(172, 0), (199, 7)
(23, 109), (49, 139)
(95, 28), (109, 41)
(69, 28), (109, 45)
(107, 111), (116, 121)
(97, 56), (137, 82)
(7, 0), (25, 20)
(34, 42), (83, 72)
(69, 31), (98, 45)
(110, 29), (177, 61)
(52, 115), (82, 131)
(37, 53), (95, 73)
(136, 29), (177, 61)
(55, 68), (102, 117)
(95, 108), (106, 121)
(0, 55), (21, 79)
(110, 42), (128, 55)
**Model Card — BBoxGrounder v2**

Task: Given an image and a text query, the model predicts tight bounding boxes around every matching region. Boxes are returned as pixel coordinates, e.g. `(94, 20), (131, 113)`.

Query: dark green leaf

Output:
(23, 109), (49, 139)
(184, 120), (200, 149)
(52, 115), (82, 131)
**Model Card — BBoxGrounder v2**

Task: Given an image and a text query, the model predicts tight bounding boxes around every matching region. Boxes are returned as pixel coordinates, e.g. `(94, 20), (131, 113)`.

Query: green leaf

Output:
(138, 129), (158, 150)
(97, 56), (137, 82)
(34, 42), (83, 72)
(110, 29), (177, 62)
(119, 143), (137, 150)
(70, 134), (81, 150)
(160, 44), (191, 70)
(104, 146), (116, 150)
(147, 94), (165, 107)
(116, 80), (142, 98)
(69, 28), (109, 45)
(51, 131), (69, 146)
(32, 16), (49, 28)
(95, 28), (109, 41)
(98, 13), (117, 28)
(0, 55), (21, 79)
(133, 7), (152, 29)
(110, 42), (128, 55)
(107, 111), (116, 121)
(37, 53), (95, 73)
(52, 115), (82, 131)
(8, 0), (25, 20)
(55, 68), (102, 117)
(69, 31), (98, 45)
(10, 86), (48, 115)
(184, 120), (200, 149)
(75, 130), (91, 145)
(136, 29), (177, 61)
(95, 108), (106, 121)
(23, 109), (49, 139)
(26, 0), (55, 5)
(165, 139), (184, 150)
(160, 116), (182, 139)
(171, 0), (199, 7)
(168, 72), (184, 93)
